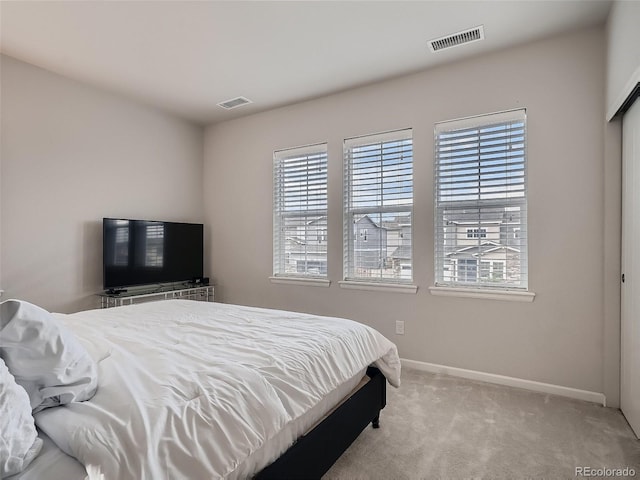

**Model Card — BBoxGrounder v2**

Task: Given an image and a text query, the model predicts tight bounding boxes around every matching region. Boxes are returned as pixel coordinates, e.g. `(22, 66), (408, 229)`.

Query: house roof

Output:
(444, 208), (523, 226)
(356, 215), (385, 230)
(305, 216), (327, 226)
(391, 245), (412, 260)
(447, 241), (520, 257)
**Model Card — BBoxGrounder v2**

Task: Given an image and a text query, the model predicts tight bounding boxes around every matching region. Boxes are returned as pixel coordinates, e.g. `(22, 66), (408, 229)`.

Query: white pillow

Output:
(0, 357), (43, 477)
(0, 299), (98, 413)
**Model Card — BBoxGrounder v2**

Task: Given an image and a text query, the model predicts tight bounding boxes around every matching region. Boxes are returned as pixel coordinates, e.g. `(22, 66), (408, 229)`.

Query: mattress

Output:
(27, 300), (400, 479)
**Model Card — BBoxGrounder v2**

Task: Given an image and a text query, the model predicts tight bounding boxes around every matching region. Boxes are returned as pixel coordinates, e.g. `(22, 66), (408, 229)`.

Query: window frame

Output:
(343, 128), (414, 285)
(433, 109), (529, 292)
(272, 143), (329, 281)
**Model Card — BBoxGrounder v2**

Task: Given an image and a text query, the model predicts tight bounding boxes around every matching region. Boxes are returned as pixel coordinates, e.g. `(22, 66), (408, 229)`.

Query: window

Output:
(434, 109), (527, 290)
(457, 258), (477, 282)
(144, 223), (164, 267)
(466, 228), (487, 238)
(344, 129), (413, 283)
(273, 143), (328, 278)
(113, 224), (129, 266)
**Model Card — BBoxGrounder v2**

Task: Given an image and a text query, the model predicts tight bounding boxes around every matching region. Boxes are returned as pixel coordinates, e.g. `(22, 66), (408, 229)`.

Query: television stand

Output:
(97, 285), (214, 309)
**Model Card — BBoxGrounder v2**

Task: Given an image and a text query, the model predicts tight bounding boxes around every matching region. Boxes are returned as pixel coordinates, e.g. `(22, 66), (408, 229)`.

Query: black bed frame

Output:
(255, 366), (387, 479)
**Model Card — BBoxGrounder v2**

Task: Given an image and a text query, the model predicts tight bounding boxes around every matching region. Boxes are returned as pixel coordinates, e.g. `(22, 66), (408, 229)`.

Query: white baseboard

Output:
(401, 358), (607, 407)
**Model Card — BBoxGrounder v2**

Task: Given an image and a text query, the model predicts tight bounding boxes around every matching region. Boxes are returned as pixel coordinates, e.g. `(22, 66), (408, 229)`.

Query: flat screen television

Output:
(103, 218), (204, 291)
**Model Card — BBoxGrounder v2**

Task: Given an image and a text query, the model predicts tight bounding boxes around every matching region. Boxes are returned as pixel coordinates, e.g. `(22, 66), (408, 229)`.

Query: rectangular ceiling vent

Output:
(217, 96), (253, 110)
(429, 25), (484, 53)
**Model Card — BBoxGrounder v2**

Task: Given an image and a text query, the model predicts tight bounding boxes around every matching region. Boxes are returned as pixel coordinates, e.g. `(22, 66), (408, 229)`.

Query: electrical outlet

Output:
(395, 320), (405, 335)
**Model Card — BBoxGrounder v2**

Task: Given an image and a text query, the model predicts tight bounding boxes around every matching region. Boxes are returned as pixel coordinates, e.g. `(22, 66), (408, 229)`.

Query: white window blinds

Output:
(344, 129), (413, 283)
(434, 109), (528, 289)
(273, 143), (328, 278)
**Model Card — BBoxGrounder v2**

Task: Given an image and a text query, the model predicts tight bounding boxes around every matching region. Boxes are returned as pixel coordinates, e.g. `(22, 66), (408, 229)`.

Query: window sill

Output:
(269, 277), (331, 287)
(428, 286), (535, 302)
(339, 281), (418, 294)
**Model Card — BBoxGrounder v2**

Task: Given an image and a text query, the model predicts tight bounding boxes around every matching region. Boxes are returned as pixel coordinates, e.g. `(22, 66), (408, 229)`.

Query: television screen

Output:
(103, 218), (203, 290)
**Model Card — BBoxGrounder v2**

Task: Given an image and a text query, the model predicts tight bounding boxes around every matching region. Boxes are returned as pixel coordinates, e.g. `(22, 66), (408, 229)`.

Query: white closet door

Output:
(621, 98), (640, 438)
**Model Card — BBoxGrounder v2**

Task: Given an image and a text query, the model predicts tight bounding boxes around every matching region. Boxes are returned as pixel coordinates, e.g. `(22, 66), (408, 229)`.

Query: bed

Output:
(1, 299), (400, 479)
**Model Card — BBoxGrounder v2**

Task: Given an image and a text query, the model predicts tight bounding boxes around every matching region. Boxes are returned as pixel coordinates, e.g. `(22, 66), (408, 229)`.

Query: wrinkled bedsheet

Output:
(35, 300), (400, 479)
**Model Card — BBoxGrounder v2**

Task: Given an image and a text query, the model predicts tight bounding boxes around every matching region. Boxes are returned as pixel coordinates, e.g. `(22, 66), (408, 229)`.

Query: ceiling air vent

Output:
(217, 96), (253, 110)
(429, 25), (484, 53)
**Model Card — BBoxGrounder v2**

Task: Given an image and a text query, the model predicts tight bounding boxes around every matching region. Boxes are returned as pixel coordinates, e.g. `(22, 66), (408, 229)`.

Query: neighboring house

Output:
(445, 241), (521, 283)
(353, 215), (387, 271)
(389, 223), (412, 279)
(284, 214), (409, 278)
(441, 209), (523, 285)
(285, 216), (328, 275)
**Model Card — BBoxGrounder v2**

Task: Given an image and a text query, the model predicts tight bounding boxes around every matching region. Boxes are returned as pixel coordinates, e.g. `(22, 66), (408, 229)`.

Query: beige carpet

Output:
(324, 368), (640, 479)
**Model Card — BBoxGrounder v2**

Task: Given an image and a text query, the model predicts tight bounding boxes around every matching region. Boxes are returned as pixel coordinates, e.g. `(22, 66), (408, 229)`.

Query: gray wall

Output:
(203, 26), (615, 397)
(0, 55), (204, 313)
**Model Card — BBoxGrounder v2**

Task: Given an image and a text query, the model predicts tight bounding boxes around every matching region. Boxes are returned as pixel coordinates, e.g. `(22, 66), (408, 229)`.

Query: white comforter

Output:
(34, 300), (400, 480)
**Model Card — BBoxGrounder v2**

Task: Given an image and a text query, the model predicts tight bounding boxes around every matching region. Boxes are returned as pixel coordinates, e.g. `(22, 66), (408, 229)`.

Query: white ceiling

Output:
(0, 1), (611, 125)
